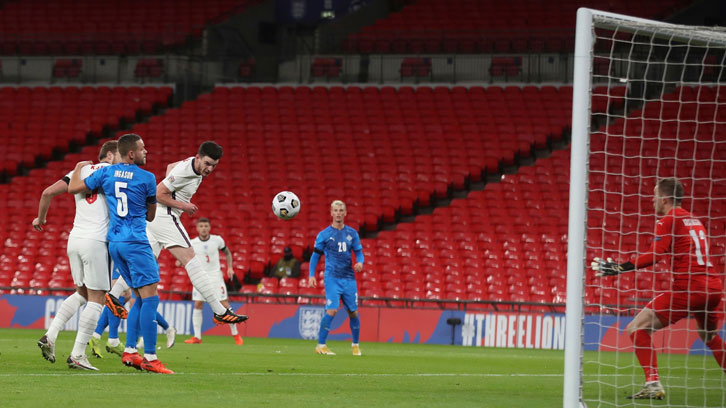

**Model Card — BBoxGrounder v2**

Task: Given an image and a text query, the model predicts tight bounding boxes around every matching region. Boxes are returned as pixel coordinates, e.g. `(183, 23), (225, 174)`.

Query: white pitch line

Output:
(0, 372), (565, 378)
(0, 373), (710, 382)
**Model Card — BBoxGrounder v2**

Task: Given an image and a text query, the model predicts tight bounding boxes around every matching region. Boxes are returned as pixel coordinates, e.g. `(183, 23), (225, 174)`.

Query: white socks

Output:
(230, 324), (238, 336)
(110, 276), (130, 298)
(71, 301), (102, 357)
(185, 257), (225, 315)
(192, 308), (203, 339)
(46, 292), (87, 343)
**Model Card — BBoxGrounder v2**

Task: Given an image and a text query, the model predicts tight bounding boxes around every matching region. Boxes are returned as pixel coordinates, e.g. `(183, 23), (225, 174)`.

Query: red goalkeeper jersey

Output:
(632, 207), (714, 280)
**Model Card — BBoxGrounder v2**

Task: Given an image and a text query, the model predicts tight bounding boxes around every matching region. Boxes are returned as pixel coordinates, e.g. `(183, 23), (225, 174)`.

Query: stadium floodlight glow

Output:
(566, 7), (726, 408)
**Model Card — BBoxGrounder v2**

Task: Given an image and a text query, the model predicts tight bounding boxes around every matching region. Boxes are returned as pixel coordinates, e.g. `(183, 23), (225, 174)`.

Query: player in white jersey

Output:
(104, 141), (247, 326)
(184, 218), (243, 345)
(34, 140), (121, 370)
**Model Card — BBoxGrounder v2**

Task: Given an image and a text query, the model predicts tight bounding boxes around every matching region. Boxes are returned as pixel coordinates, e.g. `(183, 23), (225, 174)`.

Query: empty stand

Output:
(135, 59), (164, 79)
(52, 59), (82, 79)
(344, 0), (691, 54)
(0, 0), (260, 55)
(0, 86), (172, 177)
(311, 58), (342, 80)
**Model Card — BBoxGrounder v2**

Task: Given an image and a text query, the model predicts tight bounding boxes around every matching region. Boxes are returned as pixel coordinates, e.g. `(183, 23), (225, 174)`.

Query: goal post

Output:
(565, 8), (726, 408)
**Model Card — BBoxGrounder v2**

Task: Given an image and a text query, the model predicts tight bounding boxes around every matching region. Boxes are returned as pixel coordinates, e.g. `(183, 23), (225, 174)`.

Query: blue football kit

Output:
(309, 224), (364, 346)
(84, 161), (162, 355)
(309, 225), (364, 311)
(84, 162), (159, 289)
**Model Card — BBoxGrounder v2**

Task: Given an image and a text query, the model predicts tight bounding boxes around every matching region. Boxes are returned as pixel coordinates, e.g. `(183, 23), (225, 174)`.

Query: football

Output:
(272, 191), (301, 220)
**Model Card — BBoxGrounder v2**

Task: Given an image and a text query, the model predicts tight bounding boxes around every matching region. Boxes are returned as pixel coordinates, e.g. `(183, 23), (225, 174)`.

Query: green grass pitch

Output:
(0, 328), (724, 407)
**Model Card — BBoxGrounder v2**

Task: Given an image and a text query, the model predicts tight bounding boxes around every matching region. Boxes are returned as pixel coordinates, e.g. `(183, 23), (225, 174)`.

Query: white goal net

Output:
(565, 8), (726, 408)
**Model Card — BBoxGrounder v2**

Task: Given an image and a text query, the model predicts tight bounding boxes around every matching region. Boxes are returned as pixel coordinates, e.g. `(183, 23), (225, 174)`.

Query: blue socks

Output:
(156, 311), (169, 331)
(94, 307), (109, 336)
(140, 295), (159, 355)
(95, 296), (125, 338)
(349, 314), (360, 344)
(126, 296), (142, 349)
(318, 313), (334, 344)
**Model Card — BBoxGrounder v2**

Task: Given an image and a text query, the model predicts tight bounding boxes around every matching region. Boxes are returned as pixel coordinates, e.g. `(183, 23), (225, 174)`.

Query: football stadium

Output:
(1, 1), (725, 407)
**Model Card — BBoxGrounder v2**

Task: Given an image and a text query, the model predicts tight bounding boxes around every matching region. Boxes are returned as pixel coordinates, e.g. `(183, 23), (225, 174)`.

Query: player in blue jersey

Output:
(308, 200), (364, 356)
(68, 133), (173, 374)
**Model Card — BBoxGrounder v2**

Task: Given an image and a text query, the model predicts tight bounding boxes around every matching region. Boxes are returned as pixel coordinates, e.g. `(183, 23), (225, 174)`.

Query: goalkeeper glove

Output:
(591, 257), (635, 277)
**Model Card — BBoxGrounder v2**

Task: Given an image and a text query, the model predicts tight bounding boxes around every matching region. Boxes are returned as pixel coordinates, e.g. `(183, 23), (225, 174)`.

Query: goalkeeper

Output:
(591, 178), (726, 400)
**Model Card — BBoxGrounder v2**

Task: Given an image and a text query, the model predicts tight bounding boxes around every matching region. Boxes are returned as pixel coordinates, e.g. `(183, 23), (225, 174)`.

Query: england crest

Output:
(298, 307), (324, 340)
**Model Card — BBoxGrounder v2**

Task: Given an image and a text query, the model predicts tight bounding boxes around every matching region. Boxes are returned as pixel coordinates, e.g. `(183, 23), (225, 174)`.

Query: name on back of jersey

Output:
(114, 170), (134, 179)
(683, 218), (702, 227)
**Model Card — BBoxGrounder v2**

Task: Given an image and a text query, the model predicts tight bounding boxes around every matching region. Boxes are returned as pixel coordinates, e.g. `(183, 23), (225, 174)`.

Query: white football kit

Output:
(65, 162), (111, 291)
(190, 235), (228, 302)
(147, 157), (200, 256)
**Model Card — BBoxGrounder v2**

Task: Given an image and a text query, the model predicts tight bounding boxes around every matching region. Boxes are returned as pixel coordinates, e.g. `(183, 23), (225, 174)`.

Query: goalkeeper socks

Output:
(156, 311), (169, 331)
(318, 313), (334, 345)
(94, 306), (110, 336)
(349, 314), (360, 344)
(47, 292), (87, 343)
(630, 329), (659, 382)
(706, 334), (726, 373)
(108, 296), (124, 340)
(125, 296), (142, 349)
(71, 301), (102, 357)
(140, 295), (159, 356)
(192, 308), (203, 339)
(185, 257), (226, 315)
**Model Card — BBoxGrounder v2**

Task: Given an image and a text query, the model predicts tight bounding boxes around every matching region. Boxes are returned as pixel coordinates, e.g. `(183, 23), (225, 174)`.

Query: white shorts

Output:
(147, 213), (192, 258)
(192, 272), (228, 302)
(67, 237), (111, 291)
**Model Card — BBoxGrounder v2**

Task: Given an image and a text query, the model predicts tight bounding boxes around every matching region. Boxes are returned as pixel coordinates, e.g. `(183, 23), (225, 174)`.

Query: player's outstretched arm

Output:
(32, 179), (68, 231)
(67, 161), (93, 194)
(591, 257), (635, 277)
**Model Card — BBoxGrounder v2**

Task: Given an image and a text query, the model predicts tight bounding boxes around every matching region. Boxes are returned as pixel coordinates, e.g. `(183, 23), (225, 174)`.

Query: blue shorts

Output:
(324, 277), (358, 312)
(111, 259), (120, 280)
(109, 241), (159, 289)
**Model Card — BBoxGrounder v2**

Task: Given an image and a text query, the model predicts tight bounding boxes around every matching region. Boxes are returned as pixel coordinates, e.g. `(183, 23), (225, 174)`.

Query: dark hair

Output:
(118, 134), (141, 157)
(98, 140), (118, 161)
(198, 141), (223, 160)
(657, 177), (684, 205)
(197, 218), (211, 225)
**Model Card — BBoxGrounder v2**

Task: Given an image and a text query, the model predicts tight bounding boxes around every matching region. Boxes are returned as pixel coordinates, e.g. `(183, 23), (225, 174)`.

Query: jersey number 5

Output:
(115, 182), (128, 217)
